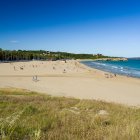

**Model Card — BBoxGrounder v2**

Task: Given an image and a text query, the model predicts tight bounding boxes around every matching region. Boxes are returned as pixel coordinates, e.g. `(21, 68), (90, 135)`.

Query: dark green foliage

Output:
(0, 49), (113, 61)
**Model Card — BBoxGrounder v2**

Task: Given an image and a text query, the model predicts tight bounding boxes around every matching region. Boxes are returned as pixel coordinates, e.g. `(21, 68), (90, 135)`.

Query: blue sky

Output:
(0, 0), (140, 57)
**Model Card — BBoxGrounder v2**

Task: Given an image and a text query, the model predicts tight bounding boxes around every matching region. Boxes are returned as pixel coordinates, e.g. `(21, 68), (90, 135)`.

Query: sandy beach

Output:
(0, 60), (140, 106)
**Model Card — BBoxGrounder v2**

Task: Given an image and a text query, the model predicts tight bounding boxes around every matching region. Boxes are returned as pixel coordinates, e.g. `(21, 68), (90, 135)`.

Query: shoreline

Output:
(0, 60), (140, 107)
(80, 59), (140, 80)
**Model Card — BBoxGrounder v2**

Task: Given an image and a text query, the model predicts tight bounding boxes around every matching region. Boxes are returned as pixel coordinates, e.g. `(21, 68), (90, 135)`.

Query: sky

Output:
(0, 0), (140, 57)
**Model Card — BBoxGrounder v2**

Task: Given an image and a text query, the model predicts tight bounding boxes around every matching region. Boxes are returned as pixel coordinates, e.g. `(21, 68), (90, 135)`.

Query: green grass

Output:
(0, 88), (140, 140)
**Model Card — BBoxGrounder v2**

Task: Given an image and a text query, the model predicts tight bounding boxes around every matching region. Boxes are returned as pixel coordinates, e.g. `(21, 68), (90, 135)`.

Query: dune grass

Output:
(0, 88), (140, 140)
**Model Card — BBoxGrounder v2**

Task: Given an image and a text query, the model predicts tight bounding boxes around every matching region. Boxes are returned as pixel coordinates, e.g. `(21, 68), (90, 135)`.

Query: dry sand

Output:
(0, 60), (140, 106)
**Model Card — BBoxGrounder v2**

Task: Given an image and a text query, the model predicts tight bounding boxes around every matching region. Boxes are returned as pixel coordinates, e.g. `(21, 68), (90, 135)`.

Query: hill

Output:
(0, 48), (121, 61)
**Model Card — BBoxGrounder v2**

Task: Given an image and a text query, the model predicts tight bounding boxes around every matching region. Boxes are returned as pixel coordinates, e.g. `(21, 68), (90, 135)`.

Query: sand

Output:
(0, 60), (140, 107)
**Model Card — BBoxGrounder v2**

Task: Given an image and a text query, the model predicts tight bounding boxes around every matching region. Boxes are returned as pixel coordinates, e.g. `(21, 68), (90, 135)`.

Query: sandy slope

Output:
(0, 60), (140, 106)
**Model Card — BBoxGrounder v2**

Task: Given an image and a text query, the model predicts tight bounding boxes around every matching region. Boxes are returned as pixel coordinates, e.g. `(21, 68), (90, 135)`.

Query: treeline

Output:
(0, 48), (110, 61)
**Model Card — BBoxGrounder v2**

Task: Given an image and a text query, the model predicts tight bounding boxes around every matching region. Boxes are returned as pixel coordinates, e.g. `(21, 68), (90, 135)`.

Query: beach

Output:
(0, 60), (140, 106)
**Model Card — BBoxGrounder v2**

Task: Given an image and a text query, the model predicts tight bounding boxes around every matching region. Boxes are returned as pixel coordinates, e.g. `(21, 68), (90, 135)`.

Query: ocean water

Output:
(81, 59), (140, 78)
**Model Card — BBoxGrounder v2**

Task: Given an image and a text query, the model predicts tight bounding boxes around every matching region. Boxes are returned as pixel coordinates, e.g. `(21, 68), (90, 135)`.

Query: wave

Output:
(111, 66), (119, 69)
(91, 62), (107, 66)
(82, 60), (140, 78)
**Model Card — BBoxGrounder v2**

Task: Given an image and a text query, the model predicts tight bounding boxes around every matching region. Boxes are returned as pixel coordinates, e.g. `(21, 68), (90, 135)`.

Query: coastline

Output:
(80, 59), (140, 80)
(0, 60), (140, 107)
(77, 57), (128, 62)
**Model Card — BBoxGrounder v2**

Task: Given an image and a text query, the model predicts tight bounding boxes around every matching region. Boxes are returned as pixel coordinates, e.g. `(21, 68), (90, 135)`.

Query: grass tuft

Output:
(0, 88), (140, 139)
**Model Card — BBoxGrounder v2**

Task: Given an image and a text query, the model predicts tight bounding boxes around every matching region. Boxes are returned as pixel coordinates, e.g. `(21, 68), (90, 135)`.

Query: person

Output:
(33, 75), (39, 82)
(35, 75), (37, 81)
(63, 69), (66, 73)
(105, 73), (109, 78)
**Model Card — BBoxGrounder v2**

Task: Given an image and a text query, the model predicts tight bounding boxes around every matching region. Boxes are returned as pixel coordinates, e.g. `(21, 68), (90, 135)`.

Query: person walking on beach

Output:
(32, 76), (35, 81)
(35, 75), (38, 81)
(32, 75), (38, 82)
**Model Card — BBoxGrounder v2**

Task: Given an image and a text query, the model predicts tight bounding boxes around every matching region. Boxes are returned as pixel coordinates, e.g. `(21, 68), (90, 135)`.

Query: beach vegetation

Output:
(0, 88), (140, 139)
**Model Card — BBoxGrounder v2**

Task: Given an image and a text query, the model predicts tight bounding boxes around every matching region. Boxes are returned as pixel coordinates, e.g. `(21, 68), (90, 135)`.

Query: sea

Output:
(81, 59), (140, 78)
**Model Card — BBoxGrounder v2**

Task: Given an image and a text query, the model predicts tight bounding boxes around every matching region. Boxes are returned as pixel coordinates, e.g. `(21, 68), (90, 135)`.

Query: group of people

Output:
(32, 75), (38, 82)
(105, 73), (117, 78)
